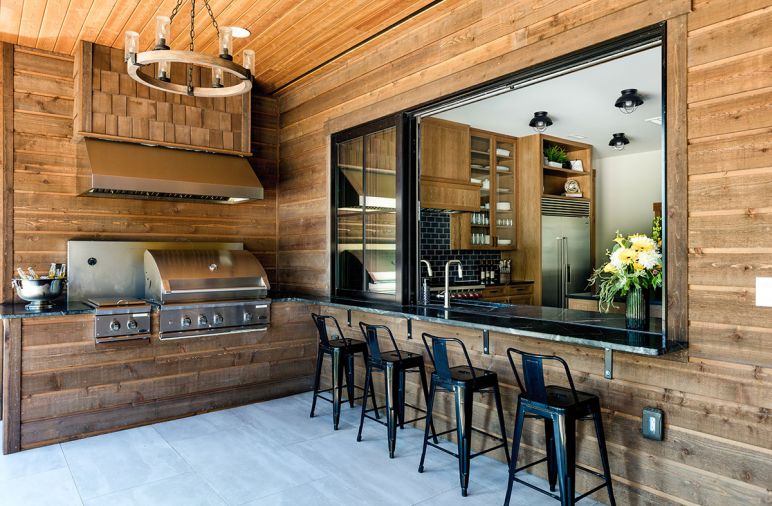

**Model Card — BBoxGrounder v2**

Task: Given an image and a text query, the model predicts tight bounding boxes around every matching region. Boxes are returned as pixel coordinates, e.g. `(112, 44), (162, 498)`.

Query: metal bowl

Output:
(12, 278), (66, 310)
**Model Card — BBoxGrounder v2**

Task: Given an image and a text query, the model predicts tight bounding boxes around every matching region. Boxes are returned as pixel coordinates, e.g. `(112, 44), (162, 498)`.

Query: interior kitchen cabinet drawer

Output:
(509, 284), (533, 295)
(482, 286), (507, 298)
(509, 294), (533, 305)
(483, 296), (509, 303)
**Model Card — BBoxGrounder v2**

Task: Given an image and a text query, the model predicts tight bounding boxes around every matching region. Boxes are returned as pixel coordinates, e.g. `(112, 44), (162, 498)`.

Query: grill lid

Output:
(144, 249), (270, 303)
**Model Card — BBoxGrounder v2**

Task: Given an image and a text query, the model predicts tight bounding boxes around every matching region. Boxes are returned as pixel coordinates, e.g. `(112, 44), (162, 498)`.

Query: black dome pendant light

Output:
(614, 89), (644, 113)
(609, 133), (630, 151)
(529, 111), (553, 132)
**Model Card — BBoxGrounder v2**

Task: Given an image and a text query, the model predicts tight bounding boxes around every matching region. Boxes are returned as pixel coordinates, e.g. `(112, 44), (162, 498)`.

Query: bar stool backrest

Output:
(358, 322), (402, 361)
(421, 333), (477, 381)
(311, 313), (347, 348)
(507, 347), (579, 404)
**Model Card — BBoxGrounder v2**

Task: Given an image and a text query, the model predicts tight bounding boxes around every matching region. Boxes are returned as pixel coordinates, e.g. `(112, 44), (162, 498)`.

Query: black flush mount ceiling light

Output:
(609, 133), (630, 151)
(614, 88), (644, 114)
(529, 111), (552, 132)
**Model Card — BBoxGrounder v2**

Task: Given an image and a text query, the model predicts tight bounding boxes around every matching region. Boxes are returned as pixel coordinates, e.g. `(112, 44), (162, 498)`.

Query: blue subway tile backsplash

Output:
(420, 209), (501, 285)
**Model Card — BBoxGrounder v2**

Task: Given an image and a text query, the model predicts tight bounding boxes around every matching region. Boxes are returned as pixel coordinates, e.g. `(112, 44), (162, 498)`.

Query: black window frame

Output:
(330, 113), (416, 304)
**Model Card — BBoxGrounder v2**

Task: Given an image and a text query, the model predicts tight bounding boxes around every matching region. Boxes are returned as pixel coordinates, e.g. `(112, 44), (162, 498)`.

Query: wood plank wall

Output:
(276, 1), (772, 504)
(13, 302), (318, 450)
(4, 44), (279, 302)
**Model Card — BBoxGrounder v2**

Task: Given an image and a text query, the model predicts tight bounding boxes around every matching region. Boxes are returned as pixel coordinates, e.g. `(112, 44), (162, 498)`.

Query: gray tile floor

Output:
(0, 392), (602, 505)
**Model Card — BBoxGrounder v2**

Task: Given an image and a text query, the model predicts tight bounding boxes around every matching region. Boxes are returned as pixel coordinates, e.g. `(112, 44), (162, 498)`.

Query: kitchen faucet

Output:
(420, 260), (433, 277)
(444, 260), (463, 309)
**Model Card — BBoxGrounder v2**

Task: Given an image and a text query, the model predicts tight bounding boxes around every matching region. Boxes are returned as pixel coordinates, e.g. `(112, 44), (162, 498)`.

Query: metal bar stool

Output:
(418, 333), (510, 497)
(504, 347), (615, 506)
(309, 313), (377, 430)
(356, 322), (436, 458)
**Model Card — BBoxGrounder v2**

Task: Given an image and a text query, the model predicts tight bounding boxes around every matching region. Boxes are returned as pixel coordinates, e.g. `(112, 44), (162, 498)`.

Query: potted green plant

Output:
(588, 232), (663, 330)
(544, 144), (569, 168)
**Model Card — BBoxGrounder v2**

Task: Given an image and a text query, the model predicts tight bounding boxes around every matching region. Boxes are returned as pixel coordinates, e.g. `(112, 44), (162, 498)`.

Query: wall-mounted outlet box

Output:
(757, 277), (772, 307)
(642, 407), (663, 441)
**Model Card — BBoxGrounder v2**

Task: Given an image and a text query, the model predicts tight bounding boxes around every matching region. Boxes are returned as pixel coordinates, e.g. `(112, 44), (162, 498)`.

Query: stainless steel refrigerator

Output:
(541, 198), (592, 308)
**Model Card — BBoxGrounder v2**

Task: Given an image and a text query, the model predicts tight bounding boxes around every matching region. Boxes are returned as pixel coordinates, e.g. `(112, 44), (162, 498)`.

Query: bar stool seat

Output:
(544, 386), (597, 408)
(356, 323), (435, 459)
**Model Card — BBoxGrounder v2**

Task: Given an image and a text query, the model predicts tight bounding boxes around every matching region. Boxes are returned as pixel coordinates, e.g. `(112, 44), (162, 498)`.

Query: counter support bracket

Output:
(483, 330), (490, 355)
(407, 319), (412, 340)
(604, 348), (613, 379)
(347, 309), (352, 327)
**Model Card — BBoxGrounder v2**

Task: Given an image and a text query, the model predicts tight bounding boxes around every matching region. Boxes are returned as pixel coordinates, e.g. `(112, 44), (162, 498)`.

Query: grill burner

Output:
(86, 297), (152, 343)
(144, 249), (271, 340)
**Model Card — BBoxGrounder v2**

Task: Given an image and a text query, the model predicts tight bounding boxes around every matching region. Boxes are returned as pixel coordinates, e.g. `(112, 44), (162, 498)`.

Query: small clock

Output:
(564, 179), (581, 194)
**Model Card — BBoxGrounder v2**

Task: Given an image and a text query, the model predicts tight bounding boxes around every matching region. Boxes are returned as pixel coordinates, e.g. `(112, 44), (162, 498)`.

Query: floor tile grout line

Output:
(150, 423), (234, 506)
(57, 442), (86, 506)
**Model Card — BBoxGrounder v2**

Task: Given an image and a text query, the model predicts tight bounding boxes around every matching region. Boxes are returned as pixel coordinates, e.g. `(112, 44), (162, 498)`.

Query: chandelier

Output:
(123, 0), (254, 97)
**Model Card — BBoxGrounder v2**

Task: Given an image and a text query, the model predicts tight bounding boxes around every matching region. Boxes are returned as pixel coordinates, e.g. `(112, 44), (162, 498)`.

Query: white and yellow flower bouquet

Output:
(589, 233), (663, 312)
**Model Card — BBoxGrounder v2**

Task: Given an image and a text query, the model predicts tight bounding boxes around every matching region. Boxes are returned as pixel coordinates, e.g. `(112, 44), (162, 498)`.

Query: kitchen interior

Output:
(416, 46), (664, 323)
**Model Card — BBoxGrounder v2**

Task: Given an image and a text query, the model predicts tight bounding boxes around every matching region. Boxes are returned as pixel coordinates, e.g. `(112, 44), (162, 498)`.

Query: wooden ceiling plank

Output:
(17, 0), (48, 48)
(76, 0), (120, 52)
(258, 0), (435, 89)
(53, 0), (95, 54)
(95, 0), (141, 48)
(35, 0), (72, 51)
(199, 0), (302, 55)
(0, 0), (25, 44)
(229, 0), (320, 59)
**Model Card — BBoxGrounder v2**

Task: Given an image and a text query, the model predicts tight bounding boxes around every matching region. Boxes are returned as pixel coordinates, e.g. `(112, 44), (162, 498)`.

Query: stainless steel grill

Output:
(86, 297), (152, 343)
(144, 249), (271, 340)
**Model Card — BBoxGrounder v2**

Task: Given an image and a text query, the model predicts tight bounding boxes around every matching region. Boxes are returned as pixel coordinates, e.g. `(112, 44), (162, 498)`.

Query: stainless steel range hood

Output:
(79, 139), (263, 203)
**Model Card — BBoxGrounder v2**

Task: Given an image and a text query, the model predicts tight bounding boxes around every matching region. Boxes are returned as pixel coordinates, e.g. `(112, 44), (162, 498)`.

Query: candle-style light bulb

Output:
(157, 60), (170, 82)
(219, 27), (233, 60)
(212, 67), (224, 88)
(155, 16), (171, 50)
(124, 31), (139, 62)
(242, 49), (255, 75)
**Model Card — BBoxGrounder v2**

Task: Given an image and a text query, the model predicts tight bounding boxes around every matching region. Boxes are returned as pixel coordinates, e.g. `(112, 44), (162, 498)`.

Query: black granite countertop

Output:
(0, 301), (95, 319)
(270, 292), (679, 356)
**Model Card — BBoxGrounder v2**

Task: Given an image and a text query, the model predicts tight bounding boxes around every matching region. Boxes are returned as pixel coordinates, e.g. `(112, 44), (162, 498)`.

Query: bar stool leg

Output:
(417, 363), (438, 443)
(552, 413), (576, 506)
(385, 364), (400, 458)
(345, 353), (356, 408)
(504, 398), (525, 506)
(309, 348), (324, 418)
(454, 385), (473, 497)
(398, 369), (406, 429)
(418, 377), (436, 473)
(332, 348), (344, 430)
(544, 418), (558, 492)
(369, 366), (380, 420)
(493, 382), (510, 464)
(591, 403), (616, 506)
(356, 363), (373, 442)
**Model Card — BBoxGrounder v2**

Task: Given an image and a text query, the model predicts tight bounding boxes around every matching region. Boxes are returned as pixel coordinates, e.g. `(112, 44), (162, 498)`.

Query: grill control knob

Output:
(243, 312), (253, 323)
(181, 315), (192, 328)
(198, 314), (208, 326)
(127, 320), (138, 330)
(109, 320), (121, 332)
(213, 313), (224, 325)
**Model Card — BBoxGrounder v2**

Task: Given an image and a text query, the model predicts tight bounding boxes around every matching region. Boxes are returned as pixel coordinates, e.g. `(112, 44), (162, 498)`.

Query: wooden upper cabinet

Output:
(420, 118), (470, 180)
(419, 118), (479, 211)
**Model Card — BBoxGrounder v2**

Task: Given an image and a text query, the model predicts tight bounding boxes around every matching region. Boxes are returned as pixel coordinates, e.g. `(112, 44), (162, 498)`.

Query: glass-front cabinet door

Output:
(493, 136), (516, 248)
(333, 117), (405, 301)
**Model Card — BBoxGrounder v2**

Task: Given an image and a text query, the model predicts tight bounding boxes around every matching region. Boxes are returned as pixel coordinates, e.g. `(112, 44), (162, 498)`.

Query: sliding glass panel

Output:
(364, 127), (397, 295)
(335, 137), (364, 292)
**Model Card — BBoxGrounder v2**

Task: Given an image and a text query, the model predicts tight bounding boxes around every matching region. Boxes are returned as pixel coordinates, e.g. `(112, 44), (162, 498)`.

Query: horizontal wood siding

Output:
(17, 301), (318, 449)
(277, 1), (772, 504)
(7, 45), (279, 299)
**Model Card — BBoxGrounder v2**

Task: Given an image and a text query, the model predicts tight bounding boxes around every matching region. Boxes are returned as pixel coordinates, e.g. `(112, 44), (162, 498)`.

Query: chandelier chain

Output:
(168, 0), (184, 23)
(187, 0), (196, 93)
(203, 0), (220, 36)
